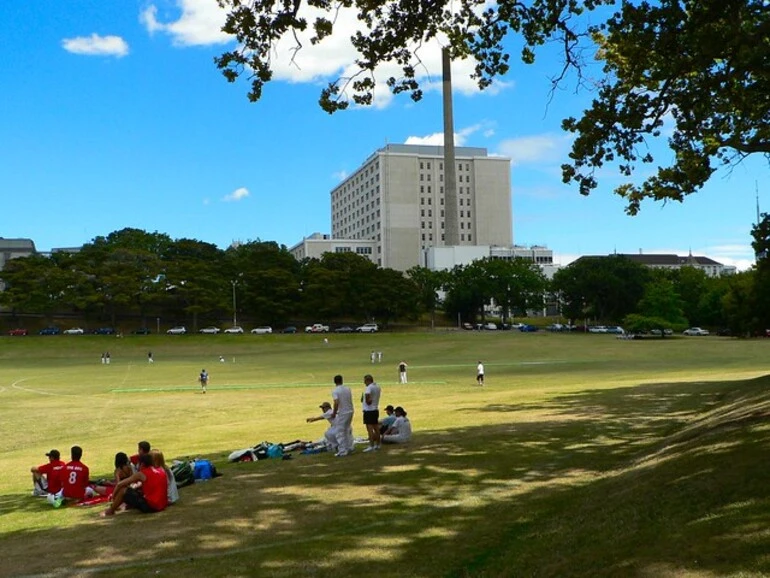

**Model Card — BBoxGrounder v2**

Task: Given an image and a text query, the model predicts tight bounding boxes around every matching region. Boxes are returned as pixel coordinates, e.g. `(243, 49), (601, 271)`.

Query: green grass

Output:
(1, 331), (769, 577)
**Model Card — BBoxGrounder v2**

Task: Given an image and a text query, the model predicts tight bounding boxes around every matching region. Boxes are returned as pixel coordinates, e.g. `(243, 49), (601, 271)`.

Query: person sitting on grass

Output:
(150, 449), (179, 505)
(381, 407), (412, 444)
(114, 452), (134, 483)
(101, 453), (168, 517)
(379, 405), (396, 436)
(31, 449), (65, 497)
(129, 440), (151, 472)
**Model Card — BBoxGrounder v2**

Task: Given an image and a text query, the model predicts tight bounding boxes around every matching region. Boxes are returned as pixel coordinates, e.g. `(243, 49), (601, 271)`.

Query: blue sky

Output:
(1, 1), (765, 270)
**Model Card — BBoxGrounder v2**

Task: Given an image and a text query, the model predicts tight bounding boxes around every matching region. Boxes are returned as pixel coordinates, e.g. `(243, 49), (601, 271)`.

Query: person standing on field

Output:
(362, 374), (382, 452)
(330, 375), (355, 457)
(398, 361), (408, 384)
(476, 361), (485, 386)
(199, 369), (208, 393)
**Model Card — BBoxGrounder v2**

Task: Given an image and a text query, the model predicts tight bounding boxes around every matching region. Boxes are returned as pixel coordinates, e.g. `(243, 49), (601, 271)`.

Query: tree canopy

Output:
(217, 0), (769, 208)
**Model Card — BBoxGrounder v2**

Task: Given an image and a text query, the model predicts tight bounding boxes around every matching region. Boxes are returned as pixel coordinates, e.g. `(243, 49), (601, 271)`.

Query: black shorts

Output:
(363, 410), (380, 425)
(124, 487), (155, 513)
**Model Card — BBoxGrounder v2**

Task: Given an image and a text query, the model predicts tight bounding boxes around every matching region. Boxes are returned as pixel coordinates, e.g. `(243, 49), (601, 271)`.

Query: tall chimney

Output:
(442, 47), (459, 246)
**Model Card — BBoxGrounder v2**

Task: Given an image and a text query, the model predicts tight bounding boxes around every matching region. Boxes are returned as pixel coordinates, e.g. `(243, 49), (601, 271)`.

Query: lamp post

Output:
(231, 280), (238, 328)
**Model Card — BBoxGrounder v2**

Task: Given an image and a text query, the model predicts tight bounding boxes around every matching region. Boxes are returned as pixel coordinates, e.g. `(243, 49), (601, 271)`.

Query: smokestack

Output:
(442, 47), (459, 246)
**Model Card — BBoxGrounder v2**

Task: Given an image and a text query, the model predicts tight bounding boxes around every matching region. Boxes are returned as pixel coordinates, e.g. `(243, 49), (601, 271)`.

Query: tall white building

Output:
(330, 144), (512, 271)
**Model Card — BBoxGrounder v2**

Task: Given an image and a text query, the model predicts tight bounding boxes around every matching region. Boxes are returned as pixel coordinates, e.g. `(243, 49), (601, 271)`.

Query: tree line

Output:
(1, 222), (769, 335)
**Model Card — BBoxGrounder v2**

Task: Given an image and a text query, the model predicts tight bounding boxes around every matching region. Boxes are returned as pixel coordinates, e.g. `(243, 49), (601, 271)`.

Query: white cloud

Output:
(222, 187), (250, 202)
(140, 1), (509, 106)
(141, 1), (231, 46)
(497, 134), (569, 166)
(333, 170), (349, 182)
(62, 34), (129, 57)
(405, 124), (490, 147)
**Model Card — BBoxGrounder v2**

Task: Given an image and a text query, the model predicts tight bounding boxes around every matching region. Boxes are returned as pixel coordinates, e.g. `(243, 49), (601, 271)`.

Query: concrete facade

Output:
(330, 144), (512, 271)
(288, 233), (377, 264)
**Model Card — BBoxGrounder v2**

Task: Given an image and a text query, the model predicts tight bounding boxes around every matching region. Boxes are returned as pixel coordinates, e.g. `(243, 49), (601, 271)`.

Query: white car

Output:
(166, 326), (187, 335)
(223, 326), (244, 334)
(683, 327), (710, 336)
(63, 327), (84, 335)
(251, 326), (273, 334)
(356, 323), (379, 333)
(588, 325), (608, 333)
(199, 326), (221, 334)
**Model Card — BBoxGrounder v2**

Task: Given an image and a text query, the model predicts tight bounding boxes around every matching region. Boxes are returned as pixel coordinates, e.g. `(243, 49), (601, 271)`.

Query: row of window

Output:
(418, 161), (472, 171)
(418, 174), (473, 183)
(420, 209), (472, 218)
(419, 233), (472, 245)
(334, 246), (373, 255)
(420, 221), (473, 230)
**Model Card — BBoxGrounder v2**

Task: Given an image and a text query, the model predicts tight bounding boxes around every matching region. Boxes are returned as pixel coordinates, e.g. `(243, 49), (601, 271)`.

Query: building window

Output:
(466, 163), (470, 171)
(468, 234), (472, 242)
(421, 222), (425, 229)
(442, 234), (445, 241)
(420, 162), (424, 169)
(461, 234), (465, 241)
(429, 222), (433, 229)
(460, 222), (464, 229)
(420, 185), (424, 193)
(460, 210), (464, 217)
(441, 210), (444, 217)
(421, 234), (425, 241)
(335, 247), (351, 253)
(421, 209), (425, 217)
(428, 210), (432, 217)
(420, 174), (424, 181)
(440, 162), (443, 170)
(467, 211), (471, 218)
(428, 198), (432, 205)
(427, 186), (431, 193)
(427, 174), (431, 181)
(421, 198), (425, 205)
(440, 198), (444, 205)
(429, 234), (433, 241)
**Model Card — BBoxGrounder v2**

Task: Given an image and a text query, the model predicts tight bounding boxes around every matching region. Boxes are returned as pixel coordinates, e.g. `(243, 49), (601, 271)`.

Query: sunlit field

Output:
(1, 331), (769, 577)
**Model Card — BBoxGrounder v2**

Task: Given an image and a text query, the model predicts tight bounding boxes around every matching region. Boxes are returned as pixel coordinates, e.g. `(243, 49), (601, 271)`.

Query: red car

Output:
(8, 328), (28, 336)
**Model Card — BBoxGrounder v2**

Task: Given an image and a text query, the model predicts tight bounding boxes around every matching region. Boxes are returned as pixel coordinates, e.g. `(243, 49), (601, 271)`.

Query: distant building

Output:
(426, 244), (553, 271)
(289, 233), (377, 264)
(579, 252), (736, 277)
(0, 237), (36, 292)
(327, 144), (513, 271)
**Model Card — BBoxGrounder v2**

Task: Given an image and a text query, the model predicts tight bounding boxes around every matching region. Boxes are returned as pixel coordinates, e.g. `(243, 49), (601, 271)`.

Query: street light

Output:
(231, 279), (238, 327)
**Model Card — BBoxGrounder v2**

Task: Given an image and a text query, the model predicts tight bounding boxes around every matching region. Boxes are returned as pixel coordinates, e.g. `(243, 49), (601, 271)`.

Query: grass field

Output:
(1, 331), (769, 577)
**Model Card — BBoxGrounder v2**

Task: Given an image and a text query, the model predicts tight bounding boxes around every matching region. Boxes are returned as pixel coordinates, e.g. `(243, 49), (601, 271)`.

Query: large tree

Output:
(563, 0), (770, 214)
(215, 0), (609, 112)
(218, 0), (768, 209)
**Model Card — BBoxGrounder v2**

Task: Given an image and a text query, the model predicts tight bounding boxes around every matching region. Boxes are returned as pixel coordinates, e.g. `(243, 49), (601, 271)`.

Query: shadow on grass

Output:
(3, 375), (770, 578)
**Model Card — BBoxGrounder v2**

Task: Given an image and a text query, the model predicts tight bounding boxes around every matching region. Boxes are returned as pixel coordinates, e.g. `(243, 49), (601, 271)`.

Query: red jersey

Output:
(38, 460), (66, 494)
(141, 466), (168, 512)
(62, 460), (90, 499)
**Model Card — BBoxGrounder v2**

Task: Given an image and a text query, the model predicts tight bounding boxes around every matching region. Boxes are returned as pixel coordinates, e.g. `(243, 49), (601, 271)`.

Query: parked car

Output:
(606, 326), (625, 334)
(223, 326), (244, 334)
(683, 327), (710, 336)
(166, 326), (187, 335)
(251, 326), (273, 334)
(199, 326), (221, 334)
(479, 322), (497, 330)
(8, 328), (28, 336)
(356, 323), (379, 333)
(39, 326), (61, 336)
(546, 323), (565, 332)
(92, 327), (116, 335)
(588, 325), (608, 333)
(63, 327), (85, 335)
(305, 323), (330, 333)
(462, 322), (474, 330)
(519, 324), (539, 332)
(133, 327), (152, 335)
(282, 326), (297, 334)
(649, 328), (674, 336)
(334, 326), (354, 333)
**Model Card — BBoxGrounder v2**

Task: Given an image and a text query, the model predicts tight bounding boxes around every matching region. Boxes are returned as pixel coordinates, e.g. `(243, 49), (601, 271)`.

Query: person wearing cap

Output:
(379, 405), (397, 435)
(31, 449), (65, 497)
(382, 406), (412, 444)
(307, 401), (338, 453)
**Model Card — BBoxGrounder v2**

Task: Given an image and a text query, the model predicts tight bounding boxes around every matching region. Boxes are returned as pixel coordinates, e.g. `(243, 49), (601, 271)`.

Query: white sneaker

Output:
(335, 450), (349, 457)
(363, 446), (376, 453)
